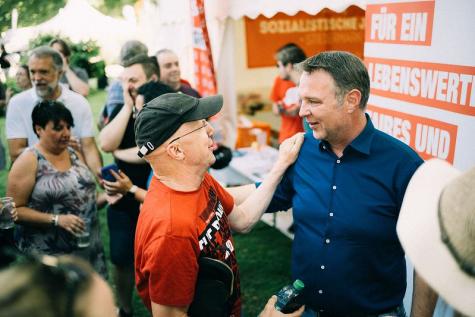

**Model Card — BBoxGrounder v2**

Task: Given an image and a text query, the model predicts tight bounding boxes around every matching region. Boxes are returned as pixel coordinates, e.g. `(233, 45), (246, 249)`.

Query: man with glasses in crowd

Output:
(133, 92), (304, 316)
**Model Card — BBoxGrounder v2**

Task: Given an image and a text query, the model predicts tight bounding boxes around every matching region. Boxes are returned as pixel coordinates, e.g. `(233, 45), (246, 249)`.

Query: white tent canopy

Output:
(3, 0), (137, 62)
(209, 0), (366, 20)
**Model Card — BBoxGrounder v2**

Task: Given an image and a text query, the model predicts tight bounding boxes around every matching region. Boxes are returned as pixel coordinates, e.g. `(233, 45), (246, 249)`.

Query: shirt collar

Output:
(318, 113), (375, 156)
(347, 113), (375, 156)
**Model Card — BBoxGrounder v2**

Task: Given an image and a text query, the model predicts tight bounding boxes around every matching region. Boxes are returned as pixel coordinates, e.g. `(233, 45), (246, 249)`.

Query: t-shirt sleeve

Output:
(5, 97), (27, 139)
(145, 235), (199, 306)
(208, 174), (235, 215)
(77, 98), (94, 138)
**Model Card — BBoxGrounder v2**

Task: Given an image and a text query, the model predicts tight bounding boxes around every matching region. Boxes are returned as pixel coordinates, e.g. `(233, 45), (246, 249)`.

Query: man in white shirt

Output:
(6, 46), (101, 175)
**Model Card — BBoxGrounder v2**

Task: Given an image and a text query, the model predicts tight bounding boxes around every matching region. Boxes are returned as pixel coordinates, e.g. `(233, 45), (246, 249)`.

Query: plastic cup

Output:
(0, 197), (15, 230)
(75, 218), (91, 248)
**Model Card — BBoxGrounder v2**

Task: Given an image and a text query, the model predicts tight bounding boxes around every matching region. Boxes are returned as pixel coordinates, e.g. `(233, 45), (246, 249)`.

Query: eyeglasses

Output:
(169, 120), (208, 144)
(438, 190), (475, 277)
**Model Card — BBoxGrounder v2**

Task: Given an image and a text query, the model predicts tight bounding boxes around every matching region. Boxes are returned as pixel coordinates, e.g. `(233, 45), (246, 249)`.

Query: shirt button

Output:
(323, 145), (326, 150)
(329, 212), (334, 217)
(321, 265), (325, 269)
(325, 238), (330, 244)
(332, 185), (337, 190)
(318, 289), (323, 294)
(336, 159), (341, 163)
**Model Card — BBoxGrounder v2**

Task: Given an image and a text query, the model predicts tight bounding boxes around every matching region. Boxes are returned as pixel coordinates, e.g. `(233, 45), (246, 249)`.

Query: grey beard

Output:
(35, 85), (55, 98)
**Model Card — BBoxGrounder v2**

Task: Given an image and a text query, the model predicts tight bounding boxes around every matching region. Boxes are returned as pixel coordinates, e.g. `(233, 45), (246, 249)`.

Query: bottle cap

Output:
(293, 279), (305, 290)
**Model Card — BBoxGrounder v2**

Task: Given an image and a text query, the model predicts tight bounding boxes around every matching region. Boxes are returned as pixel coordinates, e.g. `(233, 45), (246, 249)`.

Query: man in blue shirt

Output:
(264, 51), (437, 317)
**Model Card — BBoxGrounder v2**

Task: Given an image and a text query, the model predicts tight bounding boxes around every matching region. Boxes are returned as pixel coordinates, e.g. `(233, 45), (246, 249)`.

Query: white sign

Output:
(364, 0), (475, 171)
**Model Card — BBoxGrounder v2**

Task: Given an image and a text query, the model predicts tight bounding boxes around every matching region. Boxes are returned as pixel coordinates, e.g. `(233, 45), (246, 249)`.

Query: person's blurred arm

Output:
(4, 87), (13, 106)
(7, 138), (27, 163)
(99, 84), (134, 152)
(272, 102), (281, 115)
(151, 302), (188, 317)
(6, 98), (28, 163)
(81, 137), (102, 178)
(410, 271), (438, 317)
(228, 133), (304, 233)
(63, 59), (89, 96)
(259, 296), (305, 317)
(113, 147), (146, 164)
(226, 184), (256, 205)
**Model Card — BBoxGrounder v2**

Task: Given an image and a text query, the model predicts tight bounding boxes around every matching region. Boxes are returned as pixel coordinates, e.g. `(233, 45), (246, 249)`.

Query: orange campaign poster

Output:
(367, 105), (458, 163)
(365, 1), (435, 45)
(244, 6), (365, 68)
(365, 57), (475, 116)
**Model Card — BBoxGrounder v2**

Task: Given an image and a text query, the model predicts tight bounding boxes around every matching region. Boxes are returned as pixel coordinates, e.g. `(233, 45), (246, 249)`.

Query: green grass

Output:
(0, 89), (292, 316)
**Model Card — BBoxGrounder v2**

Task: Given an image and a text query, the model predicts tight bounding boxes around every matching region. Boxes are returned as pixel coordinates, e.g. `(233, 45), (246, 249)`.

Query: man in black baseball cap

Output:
(135, 93), (222, 158)
(133, 92), (304, 316)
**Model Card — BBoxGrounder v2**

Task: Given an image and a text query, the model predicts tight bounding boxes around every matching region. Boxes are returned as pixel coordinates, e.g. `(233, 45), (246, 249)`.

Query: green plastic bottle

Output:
(274, 279), (305, 313)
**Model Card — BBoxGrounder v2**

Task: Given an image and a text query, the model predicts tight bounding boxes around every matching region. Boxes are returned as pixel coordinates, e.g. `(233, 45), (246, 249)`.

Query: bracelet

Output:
(128, 185), (138, 194)
(51, 214), (59, 227)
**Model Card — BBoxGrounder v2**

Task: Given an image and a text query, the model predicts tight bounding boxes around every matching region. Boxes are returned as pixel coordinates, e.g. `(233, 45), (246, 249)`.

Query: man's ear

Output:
(150, 74), (159, 82)
(34, 124), (42, 136)
(285, 63), (293, 74)
(345, 89), (362, 113)
(166, 143), (185, 160)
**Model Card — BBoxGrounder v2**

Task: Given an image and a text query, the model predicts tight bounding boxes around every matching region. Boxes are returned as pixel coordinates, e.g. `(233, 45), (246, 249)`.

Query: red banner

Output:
(190, 0), (217, 96)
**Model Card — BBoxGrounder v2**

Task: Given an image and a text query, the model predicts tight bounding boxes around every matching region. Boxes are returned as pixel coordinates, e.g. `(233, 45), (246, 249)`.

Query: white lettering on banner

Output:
(400, 12), (428, 41)
(367, 62), (475, 107)
(367, 109), (411, 144)
(370, 9), (427, 42)
(415, 124), (450, 159)
(365, 2), (434, 45)
(366, 106), (457, 163)
(370, 7), (396, 41)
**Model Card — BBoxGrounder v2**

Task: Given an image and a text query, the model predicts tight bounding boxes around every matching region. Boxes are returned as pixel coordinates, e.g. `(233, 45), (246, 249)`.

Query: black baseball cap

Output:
(134, 93), (223, 158)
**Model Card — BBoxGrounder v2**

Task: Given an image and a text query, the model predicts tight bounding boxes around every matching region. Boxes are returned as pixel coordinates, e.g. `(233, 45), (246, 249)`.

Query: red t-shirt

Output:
(135, 173), (241, 316)
(270, 76), (304, 144)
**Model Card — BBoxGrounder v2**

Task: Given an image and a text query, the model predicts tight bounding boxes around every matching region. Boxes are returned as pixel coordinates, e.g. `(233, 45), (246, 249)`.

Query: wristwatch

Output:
(51, 214), (59, 227)
(128, 185), (138, 194)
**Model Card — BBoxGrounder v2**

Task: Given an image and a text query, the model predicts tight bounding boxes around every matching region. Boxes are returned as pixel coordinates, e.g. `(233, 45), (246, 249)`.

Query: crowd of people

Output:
(0, 36), (473, 317)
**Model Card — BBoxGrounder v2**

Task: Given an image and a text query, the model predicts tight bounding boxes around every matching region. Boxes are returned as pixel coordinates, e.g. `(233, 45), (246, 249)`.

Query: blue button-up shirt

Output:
(267, 115), (423, 316)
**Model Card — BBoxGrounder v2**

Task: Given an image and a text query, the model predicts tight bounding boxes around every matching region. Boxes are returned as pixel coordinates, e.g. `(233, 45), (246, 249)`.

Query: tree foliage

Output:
(27, 34), (104, 79)
(0, 0), (136, 34)
(0, 0), (66, 33)
(96, 0), (137, 17)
